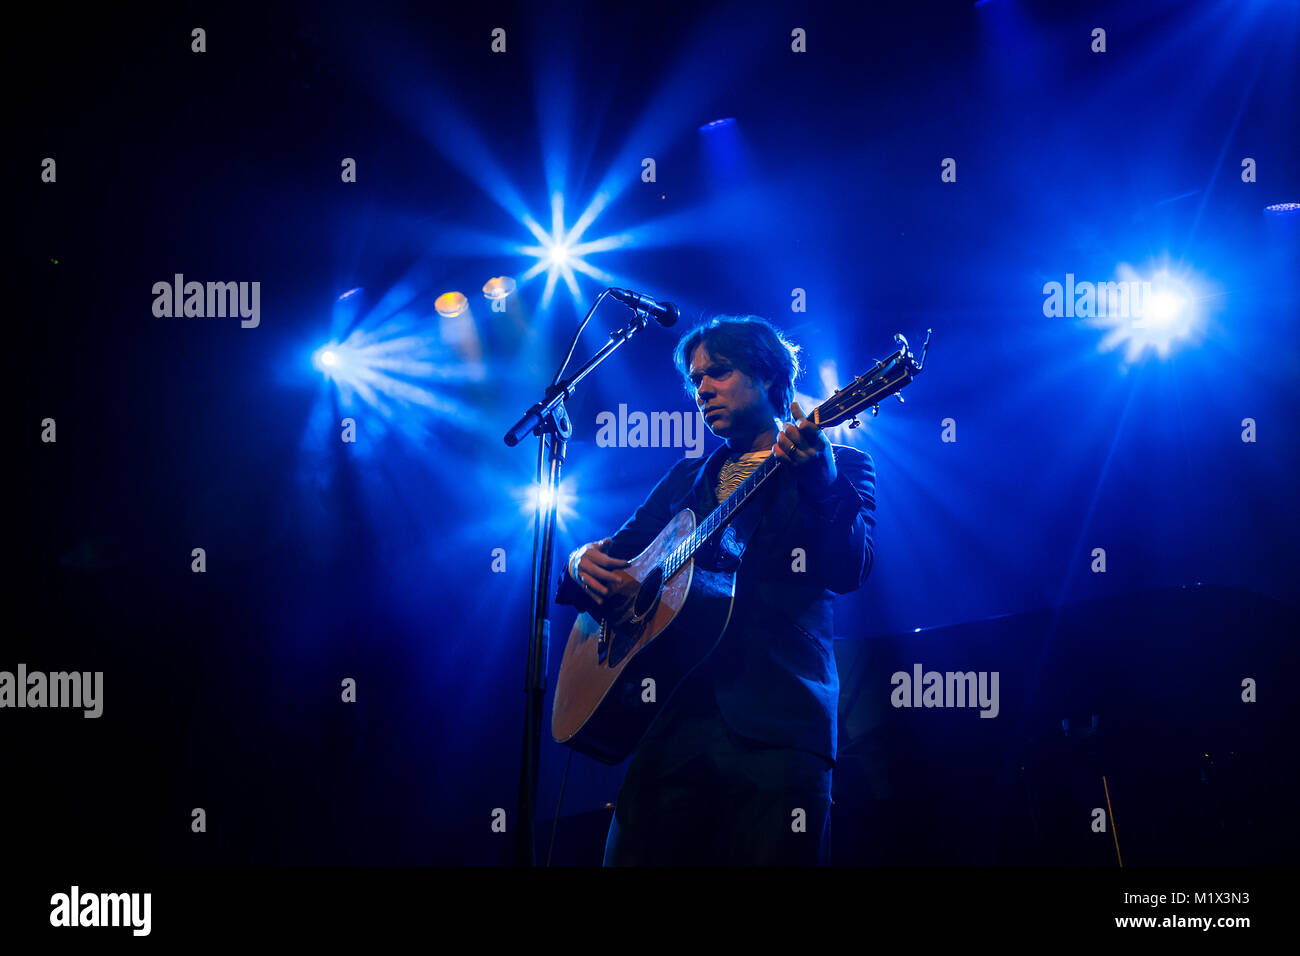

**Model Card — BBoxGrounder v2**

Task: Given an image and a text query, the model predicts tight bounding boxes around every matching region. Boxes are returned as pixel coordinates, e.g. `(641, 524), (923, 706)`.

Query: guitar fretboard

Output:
(661, 452), (783, 579)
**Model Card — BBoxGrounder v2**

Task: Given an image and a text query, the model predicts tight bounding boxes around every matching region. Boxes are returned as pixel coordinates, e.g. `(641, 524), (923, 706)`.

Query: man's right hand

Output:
(571, 537), (631, 607)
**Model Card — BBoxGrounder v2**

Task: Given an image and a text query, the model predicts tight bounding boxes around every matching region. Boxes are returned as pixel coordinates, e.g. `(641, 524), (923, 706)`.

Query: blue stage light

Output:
(517, 477), (578, 530)
(1140, 289), (1189, 328)
(308, 318), (474, 437)
(313, 344), (345, 374)
(518, 192), (627, 309)
(699, 117), (735, 132)
(1085, 261), (1210, 364)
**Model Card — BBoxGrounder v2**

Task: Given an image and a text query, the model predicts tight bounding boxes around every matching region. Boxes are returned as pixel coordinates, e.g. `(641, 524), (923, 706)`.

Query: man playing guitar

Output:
(556, 314), (877, 866)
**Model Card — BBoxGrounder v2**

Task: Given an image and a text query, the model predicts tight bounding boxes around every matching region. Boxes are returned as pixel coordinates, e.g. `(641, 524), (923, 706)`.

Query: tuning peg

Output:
(870, 404), (879, 417)
(848, 417), (861, 429)
(895, 393), (904, 403)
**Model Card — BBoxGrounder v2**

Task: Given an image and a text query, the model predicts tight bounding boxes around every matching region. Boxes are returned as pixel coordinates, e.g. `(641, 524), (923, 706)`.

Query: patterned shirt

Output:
(714, 448), (773, 504)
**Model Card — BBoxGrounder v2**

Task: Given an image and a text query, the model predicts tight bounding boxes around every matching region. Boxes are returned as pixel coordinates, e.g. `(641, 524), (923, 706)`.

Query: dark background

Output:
(12, 0), (1298, 865)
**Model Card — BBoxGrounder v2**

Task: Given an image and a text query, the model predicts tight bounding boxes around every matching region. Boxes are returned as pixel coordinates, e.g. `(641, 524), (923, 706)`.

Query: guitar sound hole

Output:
(633, 565), (664, 619)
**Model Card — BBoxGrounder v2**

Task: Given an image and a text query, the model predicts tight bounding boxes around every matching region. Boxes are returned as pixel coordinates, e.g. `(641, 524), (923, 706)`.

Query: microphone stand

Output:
(503, 288), (664, 865)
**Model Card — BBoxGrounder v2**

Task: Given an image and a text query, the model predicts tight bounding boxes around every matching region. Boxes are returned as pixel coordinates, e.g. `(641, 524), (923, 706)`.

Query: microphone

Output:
(608, 288), (679, 327)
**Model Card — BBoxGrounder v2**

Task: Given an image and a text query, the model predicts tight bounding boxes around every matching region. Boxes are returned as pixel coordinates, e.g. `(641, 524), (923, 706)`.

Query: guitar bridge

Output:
(595, 617), (610, 663)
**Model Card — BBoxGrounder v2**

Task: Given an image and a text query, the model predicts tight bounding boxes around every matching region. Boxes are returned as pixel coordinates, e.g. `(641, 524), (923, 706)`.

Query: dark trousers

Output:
(602, 677), (833, 866)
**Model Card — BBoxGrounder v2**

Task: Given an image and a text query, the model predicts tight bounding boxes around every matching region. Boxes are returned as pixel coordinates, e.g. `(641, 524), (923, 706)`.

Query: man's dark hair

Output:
(672, 315), (803, 418)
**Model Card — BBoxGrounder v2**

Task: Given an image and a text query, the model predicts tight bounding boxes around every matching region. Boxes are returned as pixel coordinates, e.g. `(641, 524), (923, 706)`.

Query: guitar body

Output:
(552, 508), (737, 764)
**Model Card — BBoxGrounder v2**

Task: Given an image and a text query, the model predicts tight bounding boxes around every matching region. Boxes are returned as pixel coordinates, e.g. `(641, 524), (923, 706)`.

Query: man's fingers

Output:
(582, 561), (616, 581)
(576, 561), (611, 591)
(782, 423), (806, 452)
(578, 536), (628, 607)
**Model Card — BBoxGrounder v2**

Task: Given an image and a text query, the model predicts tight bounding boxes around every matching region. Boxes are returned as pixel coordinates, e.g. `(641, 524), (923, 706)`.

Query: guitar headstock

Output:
(811, 330), (932, 429)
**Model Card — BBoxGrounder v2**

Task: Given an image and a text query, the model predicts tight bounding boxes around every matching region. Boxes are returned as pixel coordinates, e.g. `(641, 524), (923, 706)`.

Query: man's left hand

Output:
(773, 401), (837, 493)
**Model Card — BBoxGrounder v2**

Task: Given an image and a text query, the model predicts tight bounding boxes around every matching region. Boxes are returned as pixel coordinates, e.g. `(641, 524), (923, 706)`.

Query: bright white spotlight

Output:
(313, 344), (345, 373)
(518, 192), (626, 309)
(1141, 290), (1187, 328)
(1086, 261), (1208, 364)
(516, 478), (578, 529)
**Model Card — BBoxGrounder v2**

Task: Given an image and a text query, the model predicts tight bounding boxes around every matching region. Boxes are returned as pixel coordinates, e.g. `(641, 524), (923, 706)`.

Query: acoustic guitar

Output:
(552, 331), (931, 763)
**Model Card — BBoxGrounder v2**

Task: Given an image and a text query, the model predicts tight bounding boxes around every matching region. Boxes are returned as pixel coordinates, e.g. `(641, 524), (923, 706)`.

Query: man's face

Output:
(688, 344), (773, 438)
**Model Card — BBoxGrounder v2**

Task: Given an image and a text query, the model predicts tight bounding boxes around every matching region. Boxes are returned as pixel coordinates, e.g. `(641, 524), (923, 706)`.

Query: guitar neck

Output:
(662, 451), (785, 580)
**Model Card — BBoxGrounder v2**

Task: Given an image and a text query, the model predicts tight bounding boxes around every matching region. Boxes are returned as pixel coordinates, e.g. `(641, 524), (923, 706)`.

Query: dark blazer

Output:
(556, 440), (876, 763)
